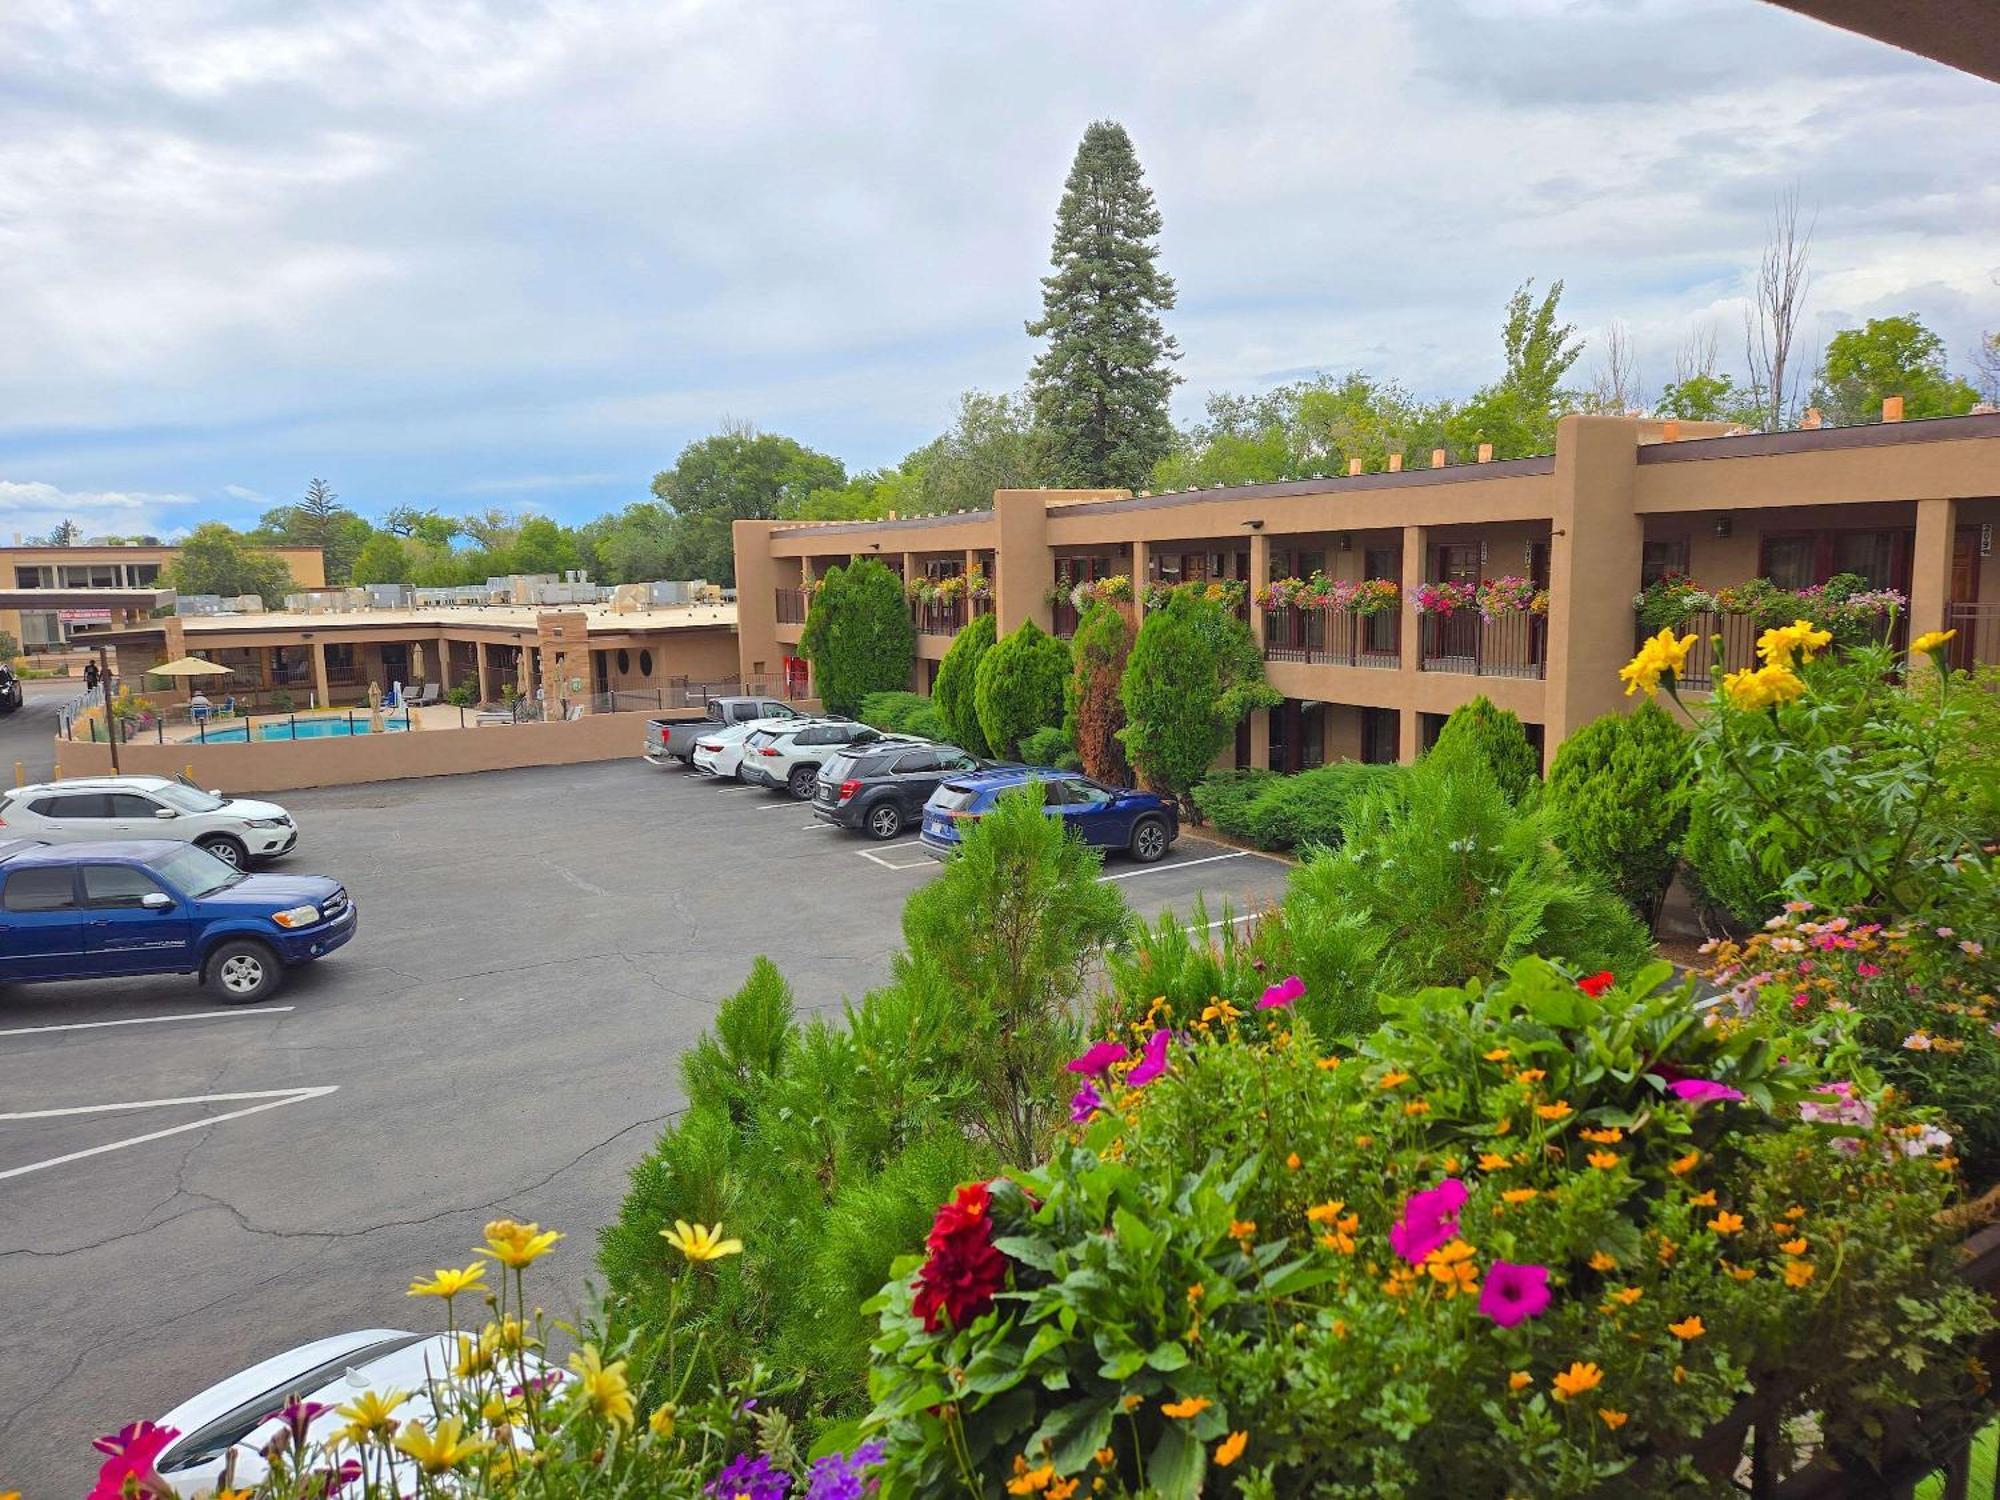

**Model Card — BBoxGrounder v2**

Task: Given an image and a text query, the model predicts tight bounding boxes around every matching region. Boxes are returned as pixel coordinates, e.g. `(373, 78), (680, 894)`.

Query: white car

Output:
(141, 1327), (543, 1495)
(0, 776), (297, 868)
(690, 716), (799, 780)
(738, 720), (898, 799)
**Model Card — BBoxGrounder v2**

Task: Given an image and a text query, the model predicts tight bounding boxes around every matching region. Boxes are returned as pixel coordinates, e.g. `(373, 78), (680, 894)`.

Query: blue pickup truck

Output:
(0, 839), (355, 1002)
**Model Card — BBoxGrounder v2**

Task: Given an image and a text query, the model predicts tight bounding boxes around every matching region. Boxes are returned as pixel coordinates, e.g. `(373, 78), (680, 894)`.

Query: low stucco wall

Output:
(51, 708), (706, 793)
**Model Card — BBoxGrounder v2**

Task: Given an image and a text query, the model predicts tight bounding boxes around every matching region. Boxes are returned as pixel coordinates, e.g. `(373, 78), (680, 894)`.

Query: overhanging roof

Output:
(0, 587), (172, 611)
(1766, 0), (2000, 84)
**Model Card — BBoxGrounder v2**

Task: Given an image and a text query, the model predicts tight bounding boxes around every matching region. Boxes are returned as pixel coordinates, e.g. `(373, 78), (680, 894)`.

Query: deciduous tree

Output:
(1814, 314), (1981, 426)
(651, 423), (845, 585)
(351, 531), (411, 586)
(162, 523), (295, 602)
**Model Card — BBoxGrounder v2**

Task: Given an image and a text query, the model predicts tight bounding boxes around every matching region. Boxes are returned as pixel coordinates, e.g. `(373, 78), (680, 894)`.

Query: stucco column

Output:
(1247, 702), (1271, 769)
(964, 548), (979, 575)
(310, 640), (330, 708)
(732, 518), (784, 688)
(476, 640), (492, 703)
(993, 490), (1053, 634)
(1543, 416), (1644, 762)
(1248, 530), (1270, 653)
(1130, 541), (1150, 625)
(902, 551), (918, 584)
(1398, 525), (1427, 676)
(1909, 498), (1957, 641)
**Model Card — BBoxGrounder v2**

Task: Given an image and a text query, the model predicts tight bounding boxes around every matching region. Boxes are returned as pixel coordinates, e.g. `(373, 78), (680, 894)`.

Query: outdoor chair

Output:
(412, 683), (442, 706)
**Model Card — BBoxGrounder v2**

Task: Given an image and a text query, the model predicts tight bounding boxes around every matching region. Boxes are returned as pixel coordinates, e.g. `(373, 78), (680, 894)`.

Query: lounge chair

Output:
(409, 683), (442, 706)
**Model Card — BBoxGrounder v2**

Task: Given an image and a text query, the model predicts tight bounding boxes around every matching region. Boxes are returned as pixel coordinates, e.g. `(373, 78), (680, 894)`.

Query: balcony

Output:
(1946, 603), (1998, 673)
(912, 597), (967, 635)
(775, 587), (811, 625)
(1420, 610), (1546, 680)
(1262, 607), (1400, 669)
(1051, 599), (1079, 639)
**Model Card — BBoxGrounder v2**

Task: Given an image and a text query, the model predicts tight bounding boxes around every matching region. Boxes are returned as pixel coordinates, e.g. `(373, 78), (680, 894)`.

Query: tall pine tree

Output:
(1026, 121), (1179, 490)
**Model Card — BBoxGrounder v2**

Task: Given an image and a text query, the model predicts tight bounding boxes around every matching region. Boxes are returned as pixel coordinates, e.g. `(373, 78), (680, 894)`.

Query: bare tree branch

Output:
(1743, 187), (1815, 430)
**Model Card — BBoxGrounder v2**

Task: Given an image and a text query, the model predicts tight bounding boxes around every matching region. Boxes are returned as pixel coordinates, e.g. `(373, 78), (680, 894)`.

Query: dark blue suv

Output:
(0, 839), (356, 1003)
(919, 767), (1179, 863)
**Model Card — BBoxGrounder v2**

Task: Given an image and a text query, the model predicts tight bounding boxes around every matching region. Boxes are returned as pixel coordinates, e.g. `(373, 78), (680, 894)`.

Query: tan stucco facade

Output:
(734, 412), (2000, 770)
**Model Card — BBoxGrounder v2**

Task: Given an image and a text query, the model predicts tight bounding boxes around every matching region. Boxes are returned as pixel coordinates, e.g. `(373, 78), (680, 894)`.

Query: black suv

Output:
(814, 740), (982, 840)
(0, 664), (20, 715)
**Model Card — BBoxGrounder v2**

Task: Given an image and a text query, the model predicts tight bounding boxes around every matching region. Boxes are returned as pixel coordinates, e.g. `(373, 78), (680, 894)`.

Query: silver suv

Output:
(0, 776), (298, 868)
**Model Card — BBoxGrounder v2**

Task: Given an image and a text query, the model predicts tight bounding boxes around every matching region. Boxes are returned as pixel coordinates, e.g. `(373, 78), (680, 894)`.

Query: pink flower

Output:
(1066, 1041), (1129, 1078)
(1856, 963), (1880, 978)
(1069, 1082), (1103, 1123)
(1669, 1079), (1743, 1104)
(1125, 1028), (1172, 1088)
(1936, 927), (1956, 939)
(1389, 1178), (1467, 1264)
(90, 1422), (178, 1500)
(1258, 974), (1306, 1010)
(1962, 941), (1985, 958)
(1477, 1260), (1552, 1327)
(1577, 971), (1615, 998)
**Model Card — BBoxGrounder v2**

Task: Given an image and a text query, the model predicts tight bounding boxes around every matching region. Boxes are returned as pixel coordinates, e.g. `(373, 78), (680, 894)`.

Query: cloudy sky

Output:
(2, 0), (1996, 540)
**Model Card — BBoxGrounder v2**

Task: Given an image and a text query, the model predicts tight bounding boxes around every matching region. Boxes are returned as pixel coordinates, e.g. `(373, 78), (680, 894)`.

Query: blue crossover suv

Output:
(919, 767), (1179, 863)
(0, 839), (356, 1003)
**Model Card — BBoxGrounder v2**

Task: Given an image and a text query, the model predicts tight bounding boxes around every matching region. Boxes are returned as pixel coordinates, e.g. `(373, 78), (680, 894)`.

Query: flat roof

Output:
(90, 601), (738, 640)
(0, 587), (174, 609)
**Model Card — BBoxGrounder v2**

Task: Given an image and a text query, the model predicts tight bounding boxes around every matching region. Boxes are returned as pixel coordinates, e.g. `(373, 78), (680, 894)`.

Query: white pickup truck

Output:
(644, 696), (799, 766)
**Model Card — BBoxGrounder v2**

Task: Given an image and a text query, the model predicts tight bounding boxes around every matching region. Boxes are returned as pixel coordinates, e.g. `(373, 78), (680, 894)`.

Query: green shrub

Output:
(1545, 701), (1689, 925)
(1192, 762), (1403, 851)
(1067, 600), (1132, 784)
(933, 611), (995, 756)
(1019, 724), (1075, 768)
(798, 558), (917, 716)
(857, 689), (946, 741)
(1430, 693), (1540, 801)
(973, 620), (1069, 760)
(444, 681), (478, 708)
(1120, 587), (1278, 812)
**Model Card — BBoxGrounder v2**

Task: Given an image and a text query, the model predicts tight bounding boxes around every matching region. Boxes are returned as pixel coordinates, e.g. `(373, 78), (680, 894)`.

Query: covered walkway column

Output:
(475, 641), (493, 703)
(1246, 529), (1271, 769)
(1397, 524), (1428, 762)
(310, 640), (330, 708)
(1130, 541), (1150, 625)
(1910, 498), (1958, 643)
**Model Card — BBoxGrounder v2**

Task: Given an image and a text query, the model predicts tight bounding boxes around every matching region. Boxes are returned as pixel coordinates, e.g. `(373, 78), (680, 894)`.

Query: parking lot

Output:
(0, 750), (1288, 1495)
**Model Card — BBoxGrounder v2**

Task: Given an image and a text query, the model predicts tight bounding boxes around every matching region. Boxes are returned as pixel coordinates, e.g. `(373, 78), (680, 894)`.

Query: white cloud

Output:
(0, 479), (198, 542)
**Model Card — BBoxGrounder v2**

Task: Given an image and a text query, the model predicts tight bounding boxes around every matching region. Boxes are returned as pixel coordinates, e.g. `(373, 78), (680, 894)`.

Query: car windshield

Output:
(150, 842), (245, 898)
(744, 730), (776, 749)
(150, 782), (227, 814)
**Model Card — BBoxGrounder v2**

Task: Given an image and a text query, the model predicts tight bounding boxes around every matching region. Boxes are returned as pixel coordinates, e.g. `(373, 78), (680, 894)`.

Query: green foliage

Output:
(648, 423), (848, 584)
(973, 620), (1068, 760)
(1027, 120), (1180, 489)
(1815, 314), (1981, 426)
(350, 531), (411, 586)
(444, 681), (478, 708)
(1656, 370), (1756, 424)
(161, 522), (296, 602)
(1546, 702), (1689, 925)
(933, 611), (995, 756)
(1431, 694), (1541, 802)
(1102, 896), (1264, 1030)
(901, 786), (1130, 1164)
(1066, 600), (1132, 785)
(900, 389), (1049, 515)
(1119, 588), (1279, 810)
(798, 558), (917, 717)
(1190, 762), (1403, 852)
(870, 962), (1986, 1498)
(1153, 372), (1456, 489)
(1019, 724), (1075, 769)
(1447, 277), (1585, 458)
(1255, 741), (1652, 1039)
(256, 477), (369, 583)
(510, 516), (581, 575)
(857, 690), (947, 742)
(0, 628), (20, 660)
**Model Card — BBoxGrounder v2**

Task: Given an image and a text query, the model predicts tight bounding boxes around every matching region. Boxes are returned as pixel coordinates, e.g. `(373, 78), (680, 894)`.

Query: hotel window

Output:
(1830, 530), (1898, 590)
(1760, 534), (1817, 592)
(1434, 544), (1479, 584)
(1642, 538), (1690, 587)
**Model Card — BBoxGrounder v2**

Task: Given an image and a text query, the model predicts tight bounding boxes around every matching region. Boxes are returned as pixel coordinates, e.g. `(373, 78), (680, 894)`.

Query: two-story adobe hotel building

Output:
(734, 412), (2000, 771)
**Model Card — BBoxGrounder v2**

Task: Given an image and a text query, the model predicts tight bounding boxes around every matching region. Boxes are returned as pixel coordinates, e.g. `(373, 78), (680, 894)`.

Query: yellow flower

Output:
(1587, 1150), (1620, 1171)
(1502, 1188), (1539, 1205)
(407, 1261), (488, 1300)
(1214, 1431), (1249, 1467)
(1552, 1362), (1604, 1401)
(1669, 1150), (1701, 1176)
(1404, 1099), (1432, 1117)
(1669, 1315), (1706, 1340)
(661, 1220), (744, 1263)
(1609, 1285), (1643, 1307)
(1315, 1055), (1342, 1070)
(393, 1417), (491, 1474)
(1516, 1069), (1547, 1084)
(1708, 1211), (1745, 1235)
(1536, 1101), (1572, 1121)
(480, 1219), (563, 1269)
(1756, 618), (1833, 669)
(1425, 1240), (1481, 1297)
(1580, 1127), (1624, 1144)
(335, 1388), (408, 1444)
(1721, 662), (1806, 711)
(1912, 629), (1957, 657)
(1779, 1236), (1809, 1257)
(1508, 1370), (1533, 1392)
(1094, 1448), (1116, 1468)
(1784, 1259), (1817, 1288)
(1161, 1395), (1211, 1419)
(568, 1347), (635, 1428)
(1599, 1408), (1630, 1430)
(1620, 629), (1697, 697)
(1588, 1251), (1618, 1272)
(453, 1327), (499, 1378)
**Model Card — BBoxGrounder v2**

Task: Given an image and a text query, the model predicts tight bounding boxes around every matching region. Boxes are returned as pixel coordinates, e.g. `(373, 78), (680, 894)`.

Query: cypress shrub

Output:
(1066, 601), (1133, 785)
(1546, 701), (1689, 926)
(797, 558), (916, 717)
(1430, 695), (1540, 802)
(933, 612), (995, 756)
(973, 620), (1069, 760)
(1120, 588), (1278, 811)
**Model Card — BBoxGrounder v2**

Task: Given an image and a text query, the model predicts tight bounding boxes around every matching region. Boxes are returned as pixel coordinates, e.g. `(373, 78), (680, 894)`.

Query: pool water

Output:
(197, 716), (413, 743)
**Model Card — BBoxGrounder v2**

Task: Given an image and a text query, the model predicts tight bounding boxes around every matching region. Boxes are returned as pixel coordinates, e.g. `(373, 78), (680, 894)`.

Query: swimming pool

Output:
(193, 715), (413, 743)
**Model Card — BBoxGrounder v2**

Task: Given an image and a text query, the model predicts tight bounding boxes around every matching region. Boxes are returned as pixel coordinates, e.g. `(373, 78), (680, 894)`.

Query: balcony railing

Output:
(912, 597), (967, 635)
(775, 587), (811, 625)
(1420, 610), (1546, 680)
(1653, 609), (1914, 691)
(1262, 607), (1401, 669)
(1052, 600), (1079, 639)
(1946, 602), (1999, 673)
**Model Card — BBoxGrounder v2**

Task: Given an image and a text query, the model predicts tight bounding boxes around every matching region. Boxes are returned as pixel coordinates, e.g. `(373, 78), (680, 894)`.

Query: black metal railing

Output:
(1051, 600), (1080, 639)
(912, 597), (966, 635)
(1947, 602), (2000, 674)
(1262, 607), (1401, 669)
(1419, 610), (1546, 680)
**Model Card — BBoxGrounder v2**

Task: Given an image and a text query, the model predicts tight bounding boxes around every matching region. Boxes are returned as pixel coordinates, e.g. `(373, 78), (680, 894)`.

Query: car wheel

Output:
(197, 834), (247, 869)
(204, 939), (284, 1003)
(866, 801), (904, 840)
(787, 766), (817, 800)
(1129, 817), (1169, 864)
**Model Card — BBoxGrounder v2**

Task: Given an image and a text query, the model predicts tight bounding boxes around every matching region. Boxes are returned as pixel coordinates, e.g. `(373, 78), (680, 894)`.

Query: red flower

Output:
(89, 1422), (178, 1500)
(1577, 971), (1615, 997)
(912, 1181), (1011, 1332)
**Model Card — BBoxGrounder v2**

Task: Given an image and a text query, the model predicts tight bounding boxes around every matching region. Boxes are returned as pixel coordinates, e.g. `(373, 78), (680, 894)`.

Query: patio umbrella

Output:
(409, 641), (427, 682)
(145, 657), (234, 683)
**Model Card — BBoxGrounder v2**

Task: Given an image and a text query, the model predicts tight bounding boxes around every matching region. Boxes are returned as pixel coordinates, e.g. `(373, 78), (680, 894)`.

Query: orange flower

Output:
(1552, 1362), (1604, 1401)
(1483, 1047), (1513, 1062)
(1599, 1409), (1629, 1430)
(1007, 1460), (1055, 1495)
(1404, 1099), (1432, 1117)
(1536, 1101), (1572, 1122)
(1784, 1259), (1817, 1288)
(1779, 1237), (1808, 1257)
(1725, 1262), (1756, 1282)
(1609, 1285), (1643, 1306)
(1121, 1394), (1143, 1411)
(1354, 1134), (1374, 1149)
(1588, 1251), (1618, 1272)
(1378, 1071), (1411, 1089)
(1688, 1190), (1717, 1207)
(1479, 1153), (1511, 1171)
(1094, 1448), (1115, 1468)
(1214, 1432), (1248, 1467)
(1669, 1150), (1701, 1176)
(1580, 1127), (1624, 1144)
(1668, 1315), (1705, 1340)
(1425, 1239), (1481, 1297)
(1161, 1396), (1211, 1419)
(1493, 1117), (1513, 1136)
(1587, 1150), (1621, 1170)
(1708, 1211), (1744, 1235)
(1306, 1201), (1347, 1225)
(1780, 1204), (1806, 1220)
(1517, 1069), (1548, 1084)
(1315, 1055), (1341, 1071)
(1509, 1370), (1533, 1391)
(1502, 1188), (1539, 1205)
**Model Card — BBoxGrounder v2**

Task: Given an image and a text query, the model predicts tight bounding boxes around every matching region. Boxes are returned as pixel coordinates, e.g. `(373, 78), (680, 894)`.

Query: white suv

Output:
(0, 776), (298, 868)
(739, 720), (897, 799)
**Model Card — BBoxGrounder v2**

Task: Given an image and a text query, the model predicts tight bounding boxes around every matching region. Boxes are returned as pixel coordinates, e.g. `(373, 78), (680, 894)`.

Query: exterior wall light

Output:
(1714, 516), (1734, 538)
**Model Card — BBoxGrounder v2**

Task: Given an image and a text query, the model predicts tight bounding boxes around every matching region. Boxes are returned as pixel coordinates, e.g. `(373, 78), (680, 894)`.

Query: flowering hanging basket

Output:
(1412, 580), (1477, 616)
(1476, 575), (1543, 620)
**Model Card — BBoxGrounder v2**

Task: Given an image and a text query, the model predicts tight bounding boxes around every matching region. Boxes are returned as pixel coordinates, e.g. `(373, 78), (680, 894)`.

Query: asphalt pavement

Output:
(0, 676), (71, 785)
(0, 752), (1289, 1495)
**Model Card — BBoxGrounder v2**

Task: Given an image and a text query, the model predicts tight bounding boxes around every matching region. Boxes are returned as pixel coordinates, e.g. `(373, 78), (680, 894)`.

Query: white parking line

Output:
(799, 823), (838, 832)
(858, 844), (933, 871)
(0, 1085), (338, 1182)
(1099, 850), (1251, 883)
(755, 799), (802, 810)
(0, 1007), (294, 1039)
(1184, 913), (1259, 933)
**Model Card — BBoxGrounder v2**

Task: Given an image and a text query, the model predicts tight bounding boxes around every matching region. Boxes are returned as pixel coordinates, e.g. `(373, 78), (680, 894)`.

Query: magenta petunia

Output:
(1257, 974), (1307, 1010)
(1066, 1040), (1130, 1078)
(89, 1422), (179, 1500)
(1477, 1260), (1552, 1327)
(1670, 1078), (1744, 1104)
(1069, 1082), (1104, 1123)
(1388, 1177), (1468, 1264)
(1125, 1028), (1172, 1088)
